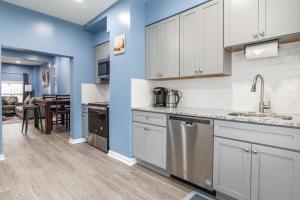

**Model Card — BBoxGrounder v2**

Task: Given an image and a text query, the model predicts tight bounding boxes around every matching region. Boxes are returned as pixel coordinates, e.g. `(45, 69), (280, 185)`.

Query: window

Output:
(1, 81), (23, 102)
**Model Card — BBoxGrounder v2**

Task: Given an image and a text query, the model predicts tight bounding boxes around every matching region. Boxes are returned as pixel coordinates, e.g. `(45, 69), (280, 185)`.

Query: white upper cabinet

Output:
(225, 0), (300, 47)
(179, 0), (231, 78)
(200, 0), (230, 75)
(180, 7), (201, 77)
(146, 16), (180, 79)
(259, 0), (300, 40)
(159, 15), (180, 79)
(251, 145), (300, 200)
(224, 0), (259, 47)
(146, 24), (160, 79)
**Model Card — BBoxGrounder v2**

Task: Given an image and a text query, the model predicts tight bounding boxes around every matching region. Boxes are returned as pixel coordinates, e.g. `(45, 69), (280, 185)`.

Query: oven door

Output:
(88, 108), (108, 152)
(98, 58), (110, 79)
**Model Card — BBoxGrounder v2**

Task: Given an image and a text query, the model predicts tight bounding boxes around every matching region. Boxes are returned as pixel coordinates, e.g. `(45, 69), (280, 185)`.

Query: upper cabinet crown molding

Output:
(224, 0), (300, 48)
(146, 0), (231, 80)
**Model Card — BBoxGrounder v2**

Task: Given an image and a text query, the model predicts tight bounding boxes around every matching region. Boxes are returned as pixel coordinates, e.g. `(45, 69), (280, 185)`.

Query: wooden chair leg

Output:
(22, 108), (26, 133)
(25, 108), (29, 135)
(38, 107), (44, 132)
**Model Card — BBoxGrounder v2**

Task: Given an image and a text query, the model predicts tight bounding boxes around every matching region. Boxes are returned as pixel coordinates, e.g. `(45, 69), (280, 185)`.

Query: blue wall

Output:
(0, 1), (94, 154)
(145, 0), (208, 25)
(56, 57), (71, 94)
(86, 0), (146, 157)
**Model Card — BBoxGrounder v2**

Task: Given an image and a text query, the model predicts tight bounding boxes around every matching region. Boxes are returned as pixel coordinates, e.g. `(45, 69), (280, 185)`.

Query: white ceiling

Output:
(3, 0), (118, 25)
(1, 56), (46, 66)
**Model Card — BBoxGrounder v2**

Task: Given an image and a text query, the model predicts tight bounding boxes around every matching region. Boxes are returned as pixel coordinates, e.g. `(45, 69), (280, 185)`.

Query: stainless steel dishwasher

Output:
(167, 115), (214, 191)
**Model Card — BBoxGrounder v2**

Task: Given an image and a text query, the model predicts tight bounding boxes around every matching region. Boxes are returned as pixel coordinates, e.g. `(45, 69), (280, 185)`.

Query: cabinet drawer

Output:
(133, 111), (167, 127)
(215, 120), (300, 151)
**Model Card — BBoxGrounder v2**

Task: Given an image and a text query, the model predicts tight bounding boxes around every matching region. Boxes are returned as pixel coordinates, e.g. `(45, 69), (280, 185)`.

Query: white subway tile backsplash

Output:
(132, 42), (300, 114)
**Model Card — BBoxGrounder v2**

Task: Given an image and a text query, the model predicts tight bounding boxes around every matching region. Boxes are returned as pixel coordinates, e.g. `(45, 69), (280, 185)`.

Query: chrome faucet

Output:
(251, 74), (271, 113)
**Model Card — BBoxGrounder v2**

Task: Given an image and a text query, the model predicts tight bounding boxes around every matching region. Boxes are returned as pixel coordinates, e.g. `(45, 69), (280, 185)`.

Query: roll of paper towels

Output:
(245, 40), (279, 60)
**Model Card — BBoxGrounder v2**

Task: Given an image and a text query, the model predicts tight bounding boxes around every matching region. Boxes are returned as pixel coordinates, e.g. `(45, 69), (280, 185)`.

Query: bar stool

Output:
(22, 105), (44, 135)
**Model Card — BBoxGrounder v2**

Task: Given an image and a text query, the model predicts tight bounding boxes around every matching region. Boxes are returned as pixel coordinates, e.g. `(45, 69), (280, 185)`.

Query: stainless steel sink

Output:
(228, 112), (293, 120)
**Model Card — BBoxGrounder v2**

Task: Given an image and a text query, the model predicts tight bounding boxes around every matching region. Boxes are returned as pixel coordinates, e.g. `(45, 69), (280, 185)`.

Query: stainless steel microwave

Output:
(98, 58), (110, 79)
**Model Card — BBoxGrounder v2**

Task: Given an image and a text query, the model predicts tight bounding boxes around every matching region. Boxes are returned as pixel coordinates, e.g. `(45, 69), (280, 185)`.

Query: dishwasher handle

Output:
(169, 115), (212, 125)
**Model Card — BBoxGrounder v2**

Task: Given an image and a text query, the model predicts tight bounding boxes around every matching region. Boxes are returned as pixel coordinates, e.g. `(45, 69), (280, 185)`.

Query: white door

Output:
(180, 7), (201, 77)
(259, 0), (300, 40)
(132, 122), (146, 160)
(146, 24), (160, 79)
(200, 0), (223, 75)
(251, 145), (300, 200)
(224, 0), (259, 47)
(144, 125), (167, 169)
(213, 137), (251, 200)
(159, 15), (180, 79)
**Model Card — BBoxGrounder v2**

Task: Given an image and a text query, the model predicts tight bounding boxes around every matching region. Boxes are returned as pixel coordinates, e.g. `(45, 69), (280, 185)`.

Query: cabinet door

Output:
(159, 15), (180, 79)
(259, 0), (300, 40)
(133, 122), (146, 160)
(99, 42), (110, 60)
(200, 0), (224, 75)
(144, 125), (167, 169)
(251, 145), (300, 200)
(213, 137), (251, 200)
(146, 24), (160, 79)
(224, 0), (259, 47)
(180, 7), (201, 77)
(95, 46), (101, 84)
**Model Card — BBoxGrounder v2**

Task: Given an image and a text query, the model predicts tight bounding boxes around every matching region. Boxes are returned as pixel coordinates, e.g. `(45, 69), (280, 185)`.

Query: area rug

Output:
(183, 192), (215, 200)
(2, 116), (23, 124)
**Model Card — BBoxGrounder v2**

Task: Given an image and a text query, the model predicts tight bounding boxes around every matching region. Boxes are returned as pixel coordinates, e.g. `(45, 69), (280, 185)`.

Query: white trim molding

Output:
(108, 150), (137, 166)
(0, 154), (5, 161)
(68, 138), (87, 144)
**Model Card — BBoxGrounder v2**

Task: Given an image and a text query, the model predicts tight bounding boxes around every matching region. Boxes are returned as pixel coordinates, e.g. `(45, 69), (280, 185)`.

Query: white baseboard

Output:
(107, 150), (137, 166)
(68, 138), (87, 144)
(0, 154), (5, 161)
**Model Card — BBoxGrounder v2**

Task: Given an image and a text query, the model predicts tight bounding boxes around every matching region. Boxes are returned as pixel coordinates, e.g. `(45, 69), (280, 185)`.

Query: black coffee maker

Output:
(153, 87), (168, 107)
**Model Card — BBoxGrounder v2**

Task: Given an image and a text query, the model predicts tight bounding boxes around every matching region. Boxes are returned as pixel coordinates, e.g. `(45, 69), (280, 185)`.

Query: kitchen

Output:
(0, 0), (299, 199)
(82, 0), (300, 199)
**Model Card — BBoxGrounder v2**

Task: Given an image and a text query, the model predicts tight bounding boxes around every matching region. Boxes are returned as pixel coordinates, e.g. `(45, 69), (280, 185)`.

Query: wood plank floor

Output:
(0, 122), (191, 200)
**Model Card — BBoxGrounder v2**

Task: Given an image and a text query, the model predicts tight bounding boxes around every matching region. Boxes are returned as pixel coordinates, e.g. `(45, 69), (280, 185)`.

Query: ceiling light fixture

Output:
(16, 60), (21, 64)
(74, 0), (83, 2)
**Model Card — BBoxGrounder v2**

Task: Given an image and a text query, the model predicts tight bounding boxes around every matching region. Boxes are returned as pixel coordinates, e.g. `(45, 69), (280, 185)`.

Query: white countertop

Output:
(132, 106), (300, 129)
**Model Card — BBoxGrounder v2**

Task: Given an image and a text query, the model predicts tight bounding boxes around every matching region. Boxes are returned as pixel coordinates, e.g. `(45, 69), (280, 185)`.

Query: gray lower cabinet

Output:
(133, 122), (167, 169)
(214, 121), (300, 200)
(214, 137), (252, 200)
(82, 105), (89, 139)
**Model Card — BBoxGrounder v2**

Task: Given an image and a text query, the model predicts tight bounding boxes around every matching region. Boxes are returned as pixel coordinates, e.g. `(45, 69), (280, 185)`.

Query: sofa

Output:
(15, 98), (45, 119)
(2, 96), (21, 116)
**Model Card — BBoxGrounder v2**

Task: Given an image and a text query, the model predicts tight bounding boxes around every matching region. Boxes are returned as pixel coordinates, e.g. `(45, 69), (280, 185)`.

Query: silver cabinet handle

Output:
(252, 149), (258, 154)
(253, 33), (259, 38)
(144, 127), (150, 131)
(195, 69), (198, 74)
(259, 31), (265, 36)
(244, 148), (250, 152)
(198, 69), (203, 73)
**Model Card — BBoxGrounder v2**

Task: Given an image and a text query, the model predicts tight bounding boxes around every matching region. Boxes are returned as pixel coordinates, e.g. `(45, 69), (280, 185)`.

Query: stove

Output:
(87, 102), (109, 152)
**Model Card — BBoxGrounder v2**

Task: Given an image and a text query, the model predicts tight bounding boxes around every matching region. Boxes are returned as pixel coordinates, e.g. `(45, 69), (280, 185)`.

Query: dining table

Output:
(34, 98), (70, 134)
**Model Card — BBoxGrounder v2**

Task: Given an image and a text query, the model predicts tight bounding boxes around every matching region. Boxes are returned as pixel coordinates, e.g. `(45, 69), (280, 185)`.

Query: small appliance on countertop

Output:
(87, 102), (109, 153)
(153, 87), (168, 107)
(166, 89), (182, 108)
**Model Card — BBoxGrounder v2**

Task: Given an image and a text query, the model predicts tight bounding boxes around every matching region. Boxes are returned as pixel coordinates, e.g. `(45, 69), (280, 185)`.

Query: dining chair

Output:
(51, 95), (70, 130)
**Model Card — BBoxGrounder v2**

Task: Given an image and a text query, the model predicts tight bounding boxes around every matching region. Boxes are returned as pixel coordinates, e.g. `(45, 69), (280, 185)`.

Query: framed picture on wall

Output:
(114, 34), (126, 55)
(42, 70), (50, 87)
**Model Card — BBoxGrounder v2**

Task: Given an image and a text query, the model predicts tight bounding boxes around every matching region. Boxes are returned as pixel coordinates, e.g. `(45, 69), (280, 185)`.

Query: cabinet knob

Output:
(259, 31), (265, 37)
(244, 148), (250, 152)
(252, 149), (258, 154)
(195, 69), (199, 74)
(253, 33), (259, 38)
(198, 69), (203, 73)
